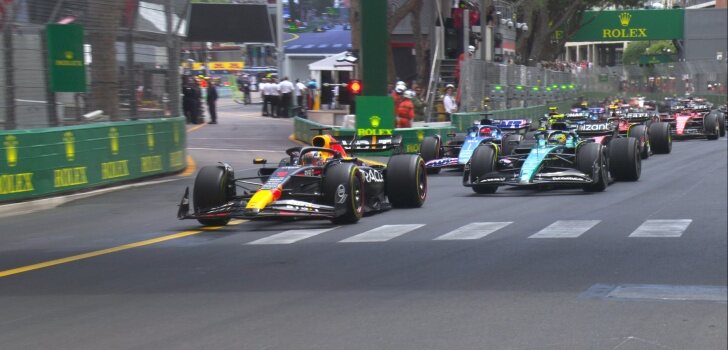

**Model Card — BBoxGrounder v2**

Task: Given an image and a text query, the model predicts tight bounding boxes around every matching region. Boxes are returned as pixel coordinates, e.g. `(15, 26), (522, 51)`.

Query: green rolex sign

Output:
(355, 96), (394, 137)
(571, 9), (684, 42)
(46, 24), (87, 92)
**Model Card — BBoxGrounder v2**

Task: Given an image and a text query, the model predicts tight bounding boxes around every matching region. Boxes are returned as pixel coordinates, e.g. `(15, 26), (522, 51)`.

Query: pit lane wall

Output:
(293, 117), (456, 155)
(0, 117), (187, 202)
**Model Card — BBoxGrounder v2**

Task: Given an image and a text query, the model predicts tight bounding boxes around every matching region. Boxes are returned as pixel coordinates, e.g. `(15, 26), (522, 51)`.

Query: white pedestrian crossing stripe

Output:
(629, 219), (692, 238)
(529, 220), (601, 239)
(247, 227), (338, 245)
(435, 222), (512, 240)
(340, 224), (424, 243)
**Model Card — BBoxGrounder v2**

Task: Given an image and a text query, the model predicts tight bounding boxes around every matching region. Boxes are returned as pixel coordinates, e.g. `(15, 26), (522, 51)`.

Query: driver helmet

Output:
(548, 106), (558, 115)
(301, 151), (326, 166)
(548, 133), (567, 144)
(403, 90), (415, 99)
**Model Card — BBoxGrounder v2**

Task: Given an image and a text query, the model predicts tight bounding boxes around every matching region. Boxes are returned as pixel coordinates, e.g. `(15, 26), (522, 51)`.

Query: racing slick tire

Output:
(576, 143), (608, 192)
(608, 137), (641, 182)
(704, 113), (720, 140)
(193, 165), (234, 226)
(648, 122), (672, 154)
(468, 145), (498, 194)
(501, 134), (523, 156)
(323, 163), (365, 224)
(386, 154), (427, 208)
(420, 136), (441, 174)
(628, 125), (650, 159)
(715, 111), (726, 137)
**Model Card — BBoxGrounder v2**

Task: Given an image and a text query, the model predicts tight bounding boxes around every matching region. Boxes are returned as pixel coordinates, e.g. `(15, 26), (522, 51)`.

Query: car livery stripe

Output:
(519, 146), (557, 184)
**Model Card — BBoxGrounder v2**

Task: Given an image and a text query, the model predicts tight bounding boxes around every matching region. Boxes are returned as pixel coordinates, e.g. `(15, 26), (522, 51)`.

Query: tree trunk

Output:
(411, 4), (427, 87)
(350, 0), (361, 78)
(88, 1), (123, 120)
(387, 0), (422, 83)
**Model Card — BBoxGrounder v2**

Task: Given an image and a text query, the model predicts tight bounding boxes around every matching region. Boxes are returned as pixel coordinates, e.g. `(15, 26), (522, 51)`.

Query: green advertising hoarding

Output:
(355, 96), (395, 137)
(46, 24), (87, 92)
(571, 9), (684, 42)
(0, 117), (186, 202)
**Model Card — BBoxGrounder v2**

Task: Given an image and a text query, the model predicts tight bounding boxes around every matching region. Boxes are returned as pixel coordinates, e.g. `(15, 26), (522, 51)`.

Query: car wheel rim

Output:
(353, 177), (363, 214)
(418, 162), (427, 200)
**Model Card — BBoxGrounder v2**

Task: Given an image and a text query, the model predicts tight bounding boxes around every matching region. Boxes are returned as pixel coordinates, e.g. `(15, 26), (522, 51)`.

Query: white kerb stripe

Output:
(529, 220), (601, 238)
(247, 227), (338, 245)
(340, 224), (424, 243)
(435, 222), (512, 240)
(629, 219), (692, 238)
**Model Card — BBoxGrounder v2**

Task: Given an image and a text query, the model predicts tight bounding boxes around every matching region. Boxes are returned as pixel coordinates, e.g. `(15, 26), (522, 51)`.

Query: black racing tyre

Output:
(704, 113), (720, 140)
(519, 131), (538, 149)
(193, 166), (234, 226)
(420, 136), (441, 174)
(576, 143), (607, 192)
(468, 145), (498, 194)
(323, 163), (364, 224)
(501, 134), (523, 156)
(717, 112), (726, 137)
(609, 137), (641, 182)
(628, 125), (650, 159)
(648, 122), (672, 154)
(385, 154), (427, 208)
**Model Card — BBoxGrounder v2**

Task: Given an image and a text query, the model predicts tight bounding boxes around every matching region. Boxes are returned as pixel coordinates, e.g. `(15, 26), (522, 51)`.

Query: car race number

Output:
(625, 113), (648, 119)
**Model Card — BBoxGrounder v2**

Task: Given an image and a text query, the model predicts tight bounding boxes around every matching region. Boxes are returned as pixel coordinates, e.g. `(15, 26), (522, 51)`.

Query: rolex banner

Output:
(570, 9), (684, 42)
(355, 96), (395, 137)
(46, 24), (87, 92)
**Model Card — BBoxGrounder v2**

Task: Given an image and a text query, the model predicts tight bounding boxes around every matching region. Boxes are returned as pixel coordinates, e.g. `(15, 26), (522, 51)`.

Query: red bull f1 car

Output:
(178, 133), (427, 226)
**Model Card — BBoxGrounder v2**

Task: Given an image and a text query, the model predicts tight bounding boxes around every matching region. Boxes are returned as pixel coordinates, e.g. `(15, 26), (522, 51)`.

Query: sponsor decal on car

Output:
(479, 177), (505, 182)
(578, 123), (612, 131)
(552, 176), (585, 181)
(336, 184), (347, 204)
(362, 169), (384, 183)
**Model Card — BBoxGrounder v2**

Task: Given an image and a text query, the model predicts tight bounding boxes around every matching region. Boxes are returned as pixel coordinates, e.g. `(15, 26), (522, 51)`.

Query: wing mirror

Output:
(253, 158), (267, 164)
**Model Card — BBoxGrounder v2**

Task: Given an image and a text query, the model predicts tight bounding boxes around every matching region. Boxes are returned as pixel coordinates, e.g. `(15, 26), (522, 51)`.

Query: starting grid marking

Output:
(243, 220), (695, 245)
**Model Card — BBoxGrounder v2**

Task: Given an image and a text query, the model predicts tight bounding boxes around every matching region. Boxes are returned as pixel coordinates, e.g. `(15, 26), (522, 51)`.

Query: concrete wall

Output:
(684, 9), (728, 61)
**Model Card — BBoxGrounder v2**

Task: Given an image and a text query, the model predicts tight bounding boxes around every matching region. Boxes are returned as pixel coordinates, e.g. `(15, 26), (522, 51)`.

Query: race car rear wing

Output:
(340, 134), (404, 153)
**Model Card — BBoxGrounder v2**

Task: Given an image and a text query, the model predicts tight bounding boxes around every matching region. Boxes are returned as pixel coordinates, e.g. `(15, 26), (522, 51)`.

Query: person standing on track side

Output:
(260, 78), (271, 116)
(206, 77), (218, 124)
(295, 79), (307, 111)
(278, 76), (294, 118)
(396, 90), (416, 128)
(267, 78), (280, 117)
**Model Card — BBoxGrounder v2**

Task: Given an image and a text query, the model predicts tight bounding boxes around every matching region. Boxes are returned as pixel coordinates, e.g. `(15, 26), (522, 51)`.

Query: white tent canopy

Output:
(308, 52), (354, 72)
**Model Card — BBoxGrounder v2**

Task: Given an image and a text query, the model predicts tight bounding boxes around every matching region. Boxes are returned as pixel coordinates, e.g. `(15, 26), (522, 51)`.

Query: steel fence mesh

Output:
(1, 0), (189, 130)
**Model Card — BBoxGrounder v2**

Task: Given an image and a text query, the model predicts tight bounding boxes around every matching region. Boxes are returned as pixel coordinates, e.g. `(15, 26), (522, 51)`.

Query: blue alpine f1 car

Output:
(420, 118), (531, 174)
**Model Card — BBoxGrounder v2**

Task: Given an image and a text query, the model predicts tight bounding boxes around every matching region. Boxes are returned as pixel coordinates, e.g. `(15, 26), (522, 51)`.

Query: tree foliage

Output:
(622, 40), (676, 64)
(516, 0), (642, 64)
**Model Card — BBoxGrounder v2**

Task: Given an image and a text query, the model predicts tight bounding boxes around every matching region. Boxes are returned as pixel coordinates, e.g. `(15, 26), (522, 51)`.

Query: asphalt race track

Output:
(0, 101), (726, 350)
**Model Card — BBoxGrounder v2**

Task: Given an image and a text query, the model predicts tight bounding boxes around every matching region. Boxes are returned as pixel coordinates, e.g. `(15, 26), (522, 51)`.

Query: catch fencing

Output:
(457, 58), (727, 117)
(0, 0), (189, 130)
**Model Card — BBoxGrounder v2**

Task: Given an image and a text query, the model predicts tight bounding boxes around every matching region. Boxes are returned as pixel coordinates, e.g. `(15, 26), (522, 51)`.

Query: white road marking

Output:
(529, 220), (601, 238)
(333, 44), (343, 48)
(303, 44), (315, 49)
(340, 224), (424, 243)
(187, 147), (282, 153)
(434, 222), (512, 240)
(607, 284), (726, 302)
(317, 44), (328, 48)
(247, 227), (338, 245)
(288, 45), (301, 49)
(347, 44), (352, 48)
(628, 219), (692, 238)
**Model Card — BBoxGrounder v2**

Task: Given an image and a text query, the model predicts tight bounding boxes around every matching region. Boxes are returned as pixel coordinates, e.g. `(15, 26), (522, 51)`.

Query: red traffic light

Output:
(347, 80), (362, 95)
